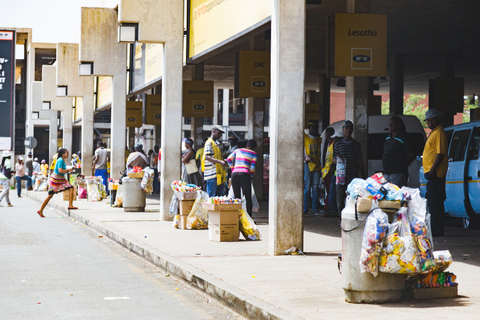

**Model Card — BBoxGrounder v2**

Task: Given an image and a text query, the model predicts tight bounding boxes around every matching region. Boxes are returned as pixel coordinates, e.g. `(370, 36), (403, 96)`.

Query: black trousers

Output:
(232, 172), (253, 216)
(426, 174), (446, 236)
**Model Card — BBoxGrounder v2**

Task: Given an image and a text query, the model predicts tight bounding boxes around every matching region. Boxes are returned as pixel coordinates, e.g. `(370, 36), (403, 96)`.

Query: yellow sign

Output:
(97, 76), (112, 109)
(145, 44), (163, 85)
(126, 101), (143, 127)
(237, 51), (270, 98)
(145, 95), (162, 125)
(183, 81), (214, 118)
(305, 104), (319, 127)
(189, 0), (270, 59)
(73, 97), (83, 122)
(335, 13), (387, 77)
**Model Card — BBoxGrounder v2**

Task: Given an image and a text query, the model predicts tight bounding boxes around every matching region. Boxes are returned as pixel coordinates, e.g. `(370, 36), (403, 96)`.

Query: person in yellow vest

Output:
(202, 125), (227, 197)
(304, 121), (322, 215)
(321, 127), (335, 213)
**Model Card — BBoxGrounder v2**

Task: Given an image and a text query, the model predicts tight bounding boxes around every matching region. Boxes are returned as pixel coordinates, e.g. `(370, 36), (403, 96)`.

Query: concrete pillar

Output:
(111, 75), (127, 179)
(160, 38), (183, 221)
(269, 0), (306, 255)
(82, 93), (95, 176)
(319, 74), (331, 129)
(62, 107), (73, 164)
(191, 63), (205, 149)
(49, 112), (58, 165)
(389, 54), (404, 115)
(222, 89), (229, 140)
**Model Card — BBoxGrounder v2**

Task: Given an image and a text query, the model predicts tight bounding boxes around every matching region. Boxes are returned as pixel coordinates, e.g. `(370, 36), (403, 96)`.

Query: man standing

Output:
(321, 127), (335, 213)
(25, 152), (34, 190)
(382, 116), (415, 187)
(202, 125), (227, 197)
(92, 141), (110, 191)
(328, 120), (365, 218)
(304, 121), (322, 215)
(422, 109), (448, 237)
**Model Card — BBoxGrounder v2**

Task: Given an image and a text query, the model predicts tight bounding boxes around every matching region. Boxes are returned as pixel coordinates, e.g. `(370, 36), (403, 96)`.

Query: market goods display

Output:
(85, 176), (105, 202)
(208, 196), (243, 204)
(171, 180), (201, 193)
(186, 191), (209, 230)
(239, 209), (261, 240)
(140, 167), (154, 194)
(406, 271), (457, 289)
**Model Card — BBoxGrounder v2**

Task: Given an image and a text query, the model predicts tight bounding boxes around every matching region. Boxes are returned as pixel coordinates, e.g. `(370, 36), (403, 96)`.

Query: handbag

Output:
(185, 159), (198, 174)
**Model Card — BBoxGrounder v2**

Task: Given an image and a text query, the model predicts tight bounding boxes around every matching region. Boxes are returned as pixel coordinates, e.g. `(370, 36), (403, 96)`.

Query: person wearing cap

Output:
(126, 143), (148, 172)
(329, 120), (365, 218)
(422, 108), (448, 237)
(40, 159), (48, 177)
(382, 116), (415, 187)
(15, 156), (32, 197)
(92, 141), (110, 191)
(0, 151), (13, 207)
(321, 127), (335, 213)
(303, 121), (323, 215)
(25, 152), (34, 190)
(202, 125), (228, 197)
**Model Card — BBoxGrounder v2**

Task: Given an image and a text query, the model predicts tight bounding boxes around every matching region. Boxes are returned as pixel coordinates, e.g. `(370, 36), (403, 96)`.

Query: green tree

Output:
(381, 94), (427, 128)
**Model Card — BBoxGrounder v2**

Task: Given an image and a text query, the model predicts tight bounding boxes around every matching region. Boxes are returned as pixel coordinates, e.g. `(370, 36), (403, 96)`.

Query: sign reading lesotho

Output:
(335, 14), (387, 77)
(189, 0), (270, 59)
(0, 30), (14, 150)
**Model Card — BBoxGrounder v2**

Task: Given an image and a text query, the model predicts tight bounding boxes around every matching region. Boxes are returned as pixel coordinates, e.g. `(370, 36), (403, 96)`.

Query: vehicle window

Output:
(368, 132), (425, 160)
(467, 127), (480, 160)
(448, 129), (471, 162)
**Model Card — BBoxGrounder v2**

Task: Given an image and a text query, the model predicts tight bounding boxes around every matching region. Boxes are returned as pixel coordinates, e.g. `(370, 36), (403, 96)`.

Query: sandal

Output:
(37, 210), (45, 218)
(68, 207), (78, 210)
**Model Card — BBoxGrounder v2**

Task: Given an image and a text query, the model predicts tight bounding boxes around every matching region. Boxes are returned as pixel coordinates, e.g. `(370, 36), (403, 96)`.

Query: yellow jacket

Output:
(201, 138), (227, 185)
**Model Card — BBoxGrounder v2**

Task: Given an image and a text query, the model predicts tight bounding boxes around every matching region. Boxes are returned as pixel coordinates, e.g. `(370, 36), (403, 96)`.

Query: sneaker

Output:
(324, 212), (339, 218)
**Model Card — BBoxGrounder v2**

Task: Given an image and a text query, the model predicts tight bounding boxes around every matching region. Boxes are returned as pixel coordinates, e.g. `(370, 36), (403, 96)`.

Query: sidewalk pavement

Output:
(25, 190), (480, 320)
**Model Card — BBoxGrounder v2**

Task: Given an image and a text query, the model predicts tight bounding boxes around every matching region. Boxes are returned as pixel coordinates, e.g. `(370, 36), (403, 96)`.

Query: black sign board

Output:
(0, 30), (15, 150)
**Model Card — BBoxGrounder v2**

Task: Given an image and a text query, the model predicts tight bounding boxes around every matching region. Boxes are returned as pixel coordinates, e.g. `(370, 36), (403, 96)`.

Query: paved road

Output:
(0, 198), (242, 320)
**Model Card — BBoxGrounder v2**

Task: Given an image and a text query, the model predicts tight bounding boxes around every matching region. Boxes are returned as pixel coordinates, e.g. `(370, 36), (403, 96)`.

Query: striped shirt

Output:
(227, 148), (257, 177)
(203, 140), (217, 181)
(333, 138), (362, 178)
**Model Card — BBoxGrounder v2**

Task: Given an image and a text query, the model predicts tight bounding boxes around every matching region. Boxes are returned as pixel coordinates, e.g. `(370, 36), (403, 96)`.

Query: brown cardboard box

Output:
(63, 186), (77, 201)
(179, 215), (189, 230)
(179, 200), (195, 216)
(208, 210), (239, 242)
(176, 191), (198, 200)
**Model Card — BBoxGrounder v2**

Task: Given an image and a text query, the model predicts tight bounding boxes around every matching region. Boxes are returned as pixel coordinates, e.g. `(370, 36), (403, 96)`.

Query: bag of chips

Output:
(239, 208), (261, 241)
(187, 191), (209, 230)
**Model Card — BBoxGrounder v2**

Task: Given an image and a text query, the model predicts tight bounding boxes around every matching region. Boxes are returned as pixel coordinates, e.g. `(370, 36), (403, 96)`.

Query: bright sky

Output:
(1, 0), (119, 43)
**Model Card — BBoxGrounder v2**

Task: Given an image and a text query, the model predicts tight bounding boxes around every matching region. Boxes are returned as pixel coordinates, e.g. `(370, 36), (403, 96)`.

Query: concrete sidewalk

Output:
(25, 190), (480, 320)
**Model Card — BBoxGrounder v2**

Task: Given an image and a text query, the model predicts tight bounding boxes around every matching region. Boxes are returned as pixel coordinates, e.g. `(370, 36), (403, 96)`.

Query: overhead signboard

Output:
(183, 81), (214, 118)
(97, 76), (113, 110)
(131, 42), (163, 93)
(188, 0), (270, 59)
(236, 51), (270, 98)
(145, 94), (162, 125)
(0, 30), (15, 150)
(126, 101), (143, 127)
(335, 13), (387, 77)
(73, 97), (83, 122)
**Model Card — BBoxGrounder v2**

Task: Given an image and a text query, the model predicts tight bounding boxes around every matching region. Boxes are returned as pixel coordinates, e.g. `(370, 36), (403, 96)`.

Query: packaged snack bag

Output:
(336, 156), (346, 185)
(187, 191), (209, 230)
(239, 208), (261, 241)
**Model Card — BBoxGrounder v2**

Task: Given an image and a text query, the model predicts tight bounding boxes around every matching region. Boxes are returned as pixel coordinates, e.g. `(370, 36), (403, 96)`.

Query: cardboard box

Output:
(176, 191), (198, 200)
(128, 172), (144, 179)
(356, 198), (401, 213)
(208, 210), (240, 242)
(179, 215), (189, 230)
(179, 200), (195, 216)
(405, 286), (458, 299)
(63, 186), (77, 201)
(203, 203), (242, 211)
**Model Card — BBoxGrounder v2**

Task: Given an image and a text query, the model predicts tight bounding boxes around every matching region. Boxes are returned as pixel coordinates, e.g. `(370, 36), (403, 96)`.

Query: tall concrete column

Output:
(269, 0), (306, 255)
(191, 63), (205, 149)
(222, 89), (229, 140)
(62, 108), (73, 163)
(111, 75), (127, 179)
(319, 74), (331, 129)
(49, 112), (58, 165)
(389, 54), (404, 115)
(160, 38), (183, 221)
(82, 93), (94, 176)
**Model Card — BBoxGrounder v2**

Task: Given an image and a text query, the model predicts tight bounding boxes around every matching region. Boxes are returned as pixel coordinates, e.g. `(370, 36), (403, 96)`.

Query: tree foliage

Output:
(381, 94), (427, 128)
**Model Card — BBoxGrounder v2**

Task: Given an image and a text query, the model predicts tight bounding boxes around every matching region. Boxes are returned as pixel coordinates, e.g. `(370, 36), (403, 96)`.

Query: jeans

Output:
(232, 172), (253, 216)
(426, 174), (446, 236)
(15, 176), (32, 197)
(329, 175), (337, 213)
(0, 179), (11, 204)
(206, 179), (217, 197)
(303, 164), (321, 213)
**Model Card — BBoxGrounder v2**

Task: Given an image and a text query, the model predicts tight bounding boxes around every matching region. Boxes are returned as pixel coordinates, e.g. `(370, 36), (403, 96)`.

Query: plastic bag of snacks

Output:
(140, 167), (154, 194)
(172, 214), (180, 229)
(114, 184), (123, 207)
(359, 203), (389, 277)
(38, 179), (48, 192)
(380, 208), (421, 274)
(336, 156), (346, 185)
(431, 250), (452, 273)
(187, 191), (209, 230)
(407, 190), (436, 273)
(239, 209), (261, 240)
(169, 194), (179, 216)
